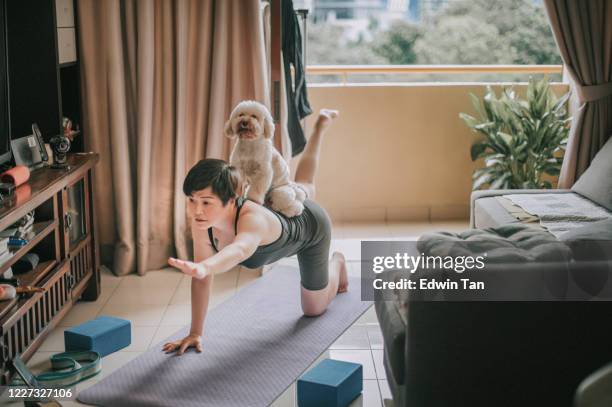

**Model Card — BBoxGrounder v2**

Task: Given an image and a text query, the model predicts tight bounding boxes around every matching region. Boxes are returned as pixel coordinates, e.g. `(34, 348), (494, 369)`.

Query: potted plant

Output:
(460, 77), (571, 190)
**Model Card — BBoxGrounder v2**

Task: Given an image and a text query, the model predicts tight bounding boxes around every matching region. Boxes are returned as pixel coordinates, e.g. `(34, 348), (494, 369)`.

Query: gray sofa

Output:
(375, 137), (612, 406)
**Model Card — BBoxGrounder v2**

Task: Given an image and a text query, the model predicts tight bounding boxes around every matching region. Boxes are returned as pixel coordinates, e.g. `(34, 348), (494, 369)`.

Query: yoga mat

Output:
(78, 266), (372, 407)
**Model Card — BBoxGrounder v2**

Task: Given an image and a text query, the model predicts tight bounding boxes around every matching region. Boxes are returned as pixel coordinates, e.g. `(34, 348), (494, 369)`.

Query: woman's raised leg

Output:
(293, 108), (347, 317)
(294, 109), (339, 200)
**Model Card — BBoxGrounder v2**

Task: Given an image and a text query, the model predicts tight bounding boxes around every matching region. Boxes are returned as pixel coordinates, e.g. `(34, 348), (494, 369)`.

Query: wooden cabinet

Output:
(0, 154), (99, 384)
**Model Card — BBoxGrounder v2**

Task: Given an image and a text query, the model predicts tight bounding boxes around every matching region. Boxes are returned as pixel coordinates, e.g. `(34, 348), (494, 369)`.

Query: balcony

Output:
(295, 64), (568, 222)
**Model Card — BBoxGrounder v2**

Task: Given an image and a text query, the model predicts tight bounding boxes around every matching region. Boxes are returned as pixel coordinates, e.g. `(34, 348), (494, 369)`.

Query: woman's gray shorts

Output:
(238, 199), (332, 290)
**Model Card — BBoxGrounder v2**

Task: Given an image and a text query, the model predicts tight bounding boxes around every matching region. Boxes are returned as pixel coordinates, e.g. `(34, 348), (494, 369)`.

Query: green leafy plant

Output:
(460, 77), (571, 190)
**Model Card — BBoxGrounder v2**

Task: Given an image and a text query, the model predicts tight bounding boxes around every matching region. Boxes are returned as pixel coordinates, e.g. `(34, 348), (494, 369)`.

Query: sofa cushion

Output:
(418, 223), (573, 263)
(559, 218), (612, 261)
(572, 135), (612, 211)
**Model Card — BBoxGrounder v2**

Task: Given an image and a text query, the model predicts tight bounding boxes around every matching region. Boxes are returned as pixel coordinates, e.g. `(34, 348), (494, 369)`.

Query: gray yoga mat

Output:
(78, 266), (372, 407)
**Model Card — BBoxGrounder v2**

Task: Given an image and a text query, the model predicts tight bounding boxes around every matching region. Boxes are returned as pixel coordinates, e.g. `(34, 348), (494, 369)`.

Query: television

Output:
(0, 0), (11, 167)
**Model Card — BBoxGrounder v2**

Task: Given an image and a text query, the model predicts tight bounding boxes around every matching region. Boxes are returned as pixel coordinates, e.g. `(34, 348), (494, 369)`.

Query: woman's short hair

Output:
(183, 159), (242, 205)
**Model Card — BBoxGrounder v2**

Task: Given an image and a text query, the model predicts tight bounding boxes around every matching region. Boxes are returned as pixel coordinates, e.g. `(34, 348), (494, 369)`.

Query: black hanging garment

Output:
(282, 0), (312, 156)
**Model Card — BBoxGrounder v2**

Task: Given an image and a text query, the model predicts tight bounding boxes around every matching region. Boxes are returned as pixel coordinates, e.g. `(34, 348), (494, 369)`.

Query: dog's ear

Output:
(224, 119), (235, 139)
(263, 112), (275, 139)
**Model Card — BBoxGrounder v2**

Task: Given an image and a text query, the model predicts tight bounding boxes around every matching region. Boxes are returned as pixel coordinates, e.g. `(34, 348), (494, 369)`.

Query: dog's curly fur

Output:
(225, 100), (306, 217)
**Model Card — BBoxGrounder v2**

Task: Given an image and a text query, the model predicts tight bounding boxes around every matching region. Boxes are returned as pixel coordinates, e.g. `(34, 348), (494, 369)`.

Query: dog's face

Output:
(224, 101), (274, 141)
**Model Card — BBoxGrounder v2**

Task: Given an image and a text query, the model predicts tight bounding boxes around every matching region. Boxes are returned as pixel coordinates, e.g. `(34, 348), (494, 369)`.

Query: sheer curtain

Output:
(77, 0), (269, 275)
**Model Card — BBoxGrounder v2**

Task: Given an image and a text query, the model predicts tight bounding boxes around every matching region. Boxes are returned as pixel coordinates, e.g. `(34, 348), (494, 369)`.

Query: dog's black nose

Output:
(240, 121), (249, 128)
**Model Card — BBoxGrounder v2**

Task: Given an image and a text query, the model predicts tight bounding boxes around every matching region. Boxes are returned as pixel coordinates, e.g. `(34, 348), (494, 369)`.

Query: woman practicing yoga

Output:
(164, 109), (346, 355)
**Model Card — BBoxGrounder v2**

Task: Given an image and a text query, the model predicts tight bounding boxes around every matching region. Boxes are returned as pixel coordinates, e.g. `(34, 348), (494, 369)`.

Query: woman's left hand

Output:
(168, 257), (209, 279)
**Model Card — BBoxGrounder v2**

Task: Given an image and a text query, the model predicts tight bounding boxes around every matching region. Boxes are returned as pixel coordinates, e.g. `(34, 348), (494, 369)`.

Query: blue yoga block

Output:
(297, 359), (363, 407)
(64, 315), (131, 357)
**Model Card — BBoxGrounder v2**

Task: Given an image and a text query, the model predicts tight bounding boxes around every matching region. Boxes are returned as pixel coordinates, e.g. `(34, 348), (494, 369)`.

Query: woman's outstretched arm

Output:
(169, 213), (266, 278)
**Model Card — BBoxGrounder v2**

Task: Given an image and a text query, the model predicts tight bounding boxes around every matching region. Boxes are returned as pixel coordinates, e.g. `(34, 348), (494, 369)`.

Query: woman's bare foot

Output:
(332, 252), (349, 293)
(314, 109), (339, 133)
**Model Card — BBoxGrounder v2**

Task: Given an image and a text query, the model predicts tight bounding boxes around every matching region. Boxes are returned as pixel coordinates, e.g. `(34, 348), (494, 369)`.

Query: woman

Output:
(164, 110), (347, 356)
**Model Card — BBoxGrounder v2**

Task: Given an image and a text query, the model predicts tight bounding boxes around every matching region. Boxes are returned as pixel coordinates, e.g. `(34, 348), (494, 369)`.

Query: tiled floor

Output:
(21, 220), (468, 407)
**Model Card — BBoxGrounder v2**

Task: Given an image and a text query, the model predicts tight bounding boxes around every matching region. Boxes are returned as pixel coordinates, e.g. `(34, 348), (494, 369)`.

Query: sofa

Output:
(375, 137), (612, 406)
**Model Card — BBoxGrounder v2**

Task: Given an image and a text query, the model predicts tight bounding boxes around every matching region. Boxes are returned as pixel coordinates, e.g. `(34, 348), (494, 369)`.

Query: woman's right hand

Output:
(168, 257), (209, 279)
(162, 333), (203, 355)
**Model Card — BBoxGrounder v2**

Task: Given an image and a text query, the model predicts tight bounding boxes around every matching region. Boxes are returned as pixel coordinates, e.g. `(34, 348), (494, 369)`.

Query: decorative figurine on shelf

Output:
(50, 134), (71, 169)
(63, 117), (80, 141)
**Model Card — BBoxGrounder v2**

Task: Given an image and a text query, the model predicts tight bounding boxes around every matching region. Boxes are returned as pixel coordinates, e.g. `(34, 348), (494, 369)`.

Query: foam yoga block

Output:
(297, 359), (363, 407)
(65, 316), (131, 356)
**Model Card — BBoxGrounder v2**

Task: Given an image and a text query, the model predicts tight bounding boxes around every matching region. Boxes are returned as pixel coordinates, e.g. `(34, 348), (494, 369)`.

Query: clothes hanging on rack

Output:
(282, 0), (312, 156)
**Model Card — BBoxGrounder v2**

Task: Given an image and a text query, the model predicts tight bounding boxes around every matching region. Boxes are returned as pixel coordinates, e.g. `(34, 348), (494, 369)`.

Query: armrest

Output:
(469, 189), (572, 228)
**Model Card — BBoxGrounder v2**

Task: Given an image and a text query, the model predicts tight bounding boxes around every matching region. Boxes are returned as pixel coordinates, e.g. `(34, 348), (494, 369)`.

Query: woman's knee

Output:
(300, 286), (328, 317)
(302, 302), (326, 317)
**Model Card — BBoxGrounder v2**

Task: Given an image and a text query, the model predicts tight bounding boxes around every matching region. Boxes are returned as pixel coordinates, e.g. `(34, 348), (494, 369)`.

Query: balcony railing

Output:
(305, 64), (564, 85)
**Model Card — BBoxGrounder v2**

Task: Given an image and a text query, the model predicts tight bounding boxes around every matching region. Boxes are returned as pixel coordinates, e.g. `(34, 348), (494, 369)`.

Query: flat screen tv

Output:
(0, 0), (11, 167)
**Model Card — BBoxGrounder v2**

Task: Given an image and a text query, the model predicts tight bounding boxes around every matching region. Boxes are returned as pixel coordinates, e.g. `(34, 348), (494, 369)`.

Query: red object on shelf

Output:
(1, 165), (30, 187)
(14, 184), (32, 205)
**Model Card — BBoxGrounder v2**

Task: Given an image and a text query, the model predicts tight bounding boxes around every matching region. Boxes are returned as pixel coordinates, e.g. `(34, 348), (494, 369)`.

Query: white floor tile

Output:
(169, 275), (192, 305)
(346, 261), (362, 277)
(214, 268), (240, 289)
(122, 326), (158, 352)
(109, 281), (176, 305)
(27, 351), (57, 373)
(305, 350), (330, 371)
(430, 220), (470, 232)
(149, 325), (186, 350)
(378, 380), (393, 403)
(37, 327), (68, 352)
(367, 325), (384, 350)
(100, 265), (123, 290)
(371, 349), (386, 380)
(270, 382), (296, 407)
(330, 325), (371, 350)
(331, 220), (345, 239)
(386, 222), (432, 239)
(58, 302), (104, 327)
(159, 303), (190, 326)
(98, 302), (167, 326)
(331, 239), (361, 261)
(355, 305), (378, 325)
(340, 223), (392, 239)
(349, 380), (382, 407)
(118, 268), (183, 290)
(329, 350), (377, 380)
(89, 283), (117, 306)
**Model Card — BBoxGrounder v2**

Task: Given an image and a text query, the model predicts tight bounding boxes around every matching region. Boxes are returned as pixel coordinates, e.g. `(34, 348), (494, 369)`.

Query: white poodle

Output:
(224, 100), (306, 217)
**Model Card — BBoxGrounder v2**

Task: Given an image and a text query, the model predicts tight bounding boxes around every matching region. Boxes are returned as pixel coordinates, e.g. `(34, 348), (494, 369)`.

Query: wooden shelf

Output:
(0, 259), (57, 321)
(0, 154), (98, 231)
(0, 220), (57, 275)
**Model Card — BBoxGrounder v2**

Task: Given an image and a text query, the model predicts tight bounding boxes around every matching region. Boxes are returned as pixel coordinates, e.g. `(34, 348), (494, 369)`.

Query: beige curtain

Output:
(544, 0), (612, 188)
(78, 0), (269, 276)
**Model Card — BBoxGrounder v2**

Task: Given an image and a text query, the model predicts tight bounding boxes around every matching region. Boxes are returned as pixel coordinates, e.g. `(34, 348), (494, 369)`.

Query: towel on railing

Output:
(282, 0), (312, 156)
